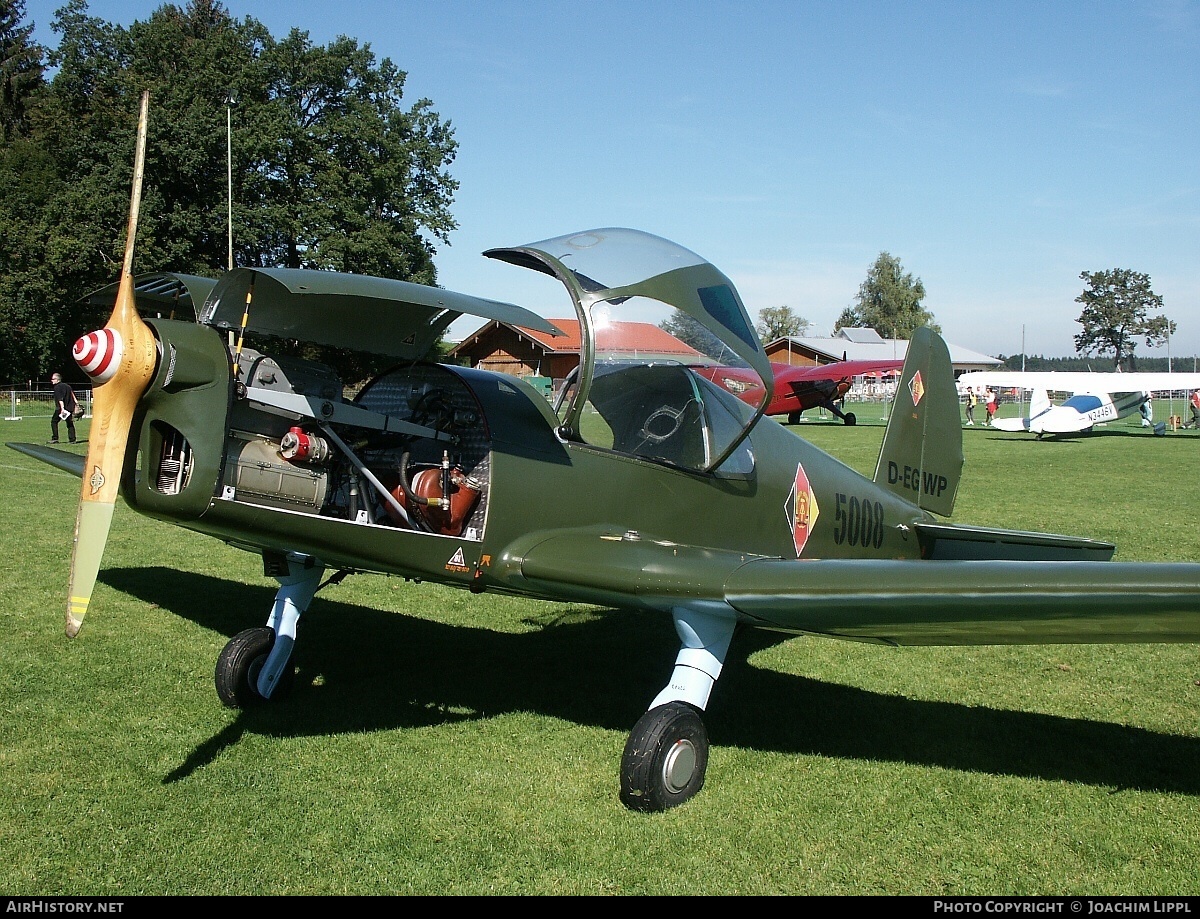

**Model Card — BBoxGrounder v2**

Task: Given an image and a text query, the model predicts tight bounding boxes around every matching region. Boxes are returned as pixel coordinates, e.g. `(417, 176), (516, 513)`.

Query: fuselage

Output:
(994, 390), (1149, 435)
(124, 319), (932, 612)
(695, 364), (849, 418)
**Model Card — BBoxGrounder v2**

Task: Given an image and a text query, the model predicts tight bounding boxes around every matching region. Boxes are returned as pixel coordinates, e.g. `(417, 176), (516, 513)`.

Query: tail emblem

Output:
(909, 370), (925, 407)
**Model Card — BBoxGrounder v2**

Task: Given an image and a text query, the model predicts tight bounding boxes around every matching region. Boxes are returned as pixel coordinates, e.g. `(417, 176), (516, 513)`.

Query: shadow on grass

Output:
(103, 566), (1200, 797)
(982, 427), (1192, 442)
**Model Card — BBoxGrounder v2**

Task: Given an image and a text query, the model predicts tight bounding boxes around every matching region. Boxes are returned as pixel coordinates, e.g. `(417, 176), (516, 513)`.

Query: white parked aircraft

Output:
(956, 371), (1200, 437)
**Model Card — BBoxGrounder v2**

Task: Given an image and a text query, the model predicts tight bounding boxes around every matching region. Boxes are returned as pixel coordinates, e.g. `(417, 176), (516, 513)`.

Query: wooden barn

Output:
(448, 319), (702, 391)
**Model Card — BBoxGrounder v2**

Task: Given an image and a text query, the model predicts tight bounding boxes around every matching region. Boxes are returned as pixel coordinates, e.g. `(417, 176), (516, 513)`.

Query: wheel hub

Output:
(661, 738), (697, 794)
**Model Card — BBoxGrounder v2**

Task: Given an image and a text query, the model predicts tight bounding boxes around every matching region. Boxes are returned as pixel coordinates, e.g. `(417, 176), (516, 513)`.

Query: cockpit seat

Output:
(588, 364), (707, 470)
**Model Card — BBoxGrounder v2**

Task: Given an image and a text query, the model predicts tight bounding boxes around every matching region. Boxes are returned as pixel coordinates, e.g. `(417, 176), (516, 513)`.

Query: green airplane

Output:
(11, 98), (1200, 812)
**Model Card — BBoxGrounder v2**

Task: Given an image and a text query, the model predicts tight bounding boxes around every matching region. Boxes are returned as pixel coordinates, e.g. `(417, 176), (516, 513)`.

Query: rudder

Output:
(872, 327), (963, 516)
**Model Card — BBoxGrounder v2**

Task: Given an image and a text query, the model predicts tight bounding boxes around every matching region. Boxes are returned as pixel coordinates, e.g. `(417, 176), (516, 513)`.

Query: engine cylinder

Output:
(223, 434), (329, 511)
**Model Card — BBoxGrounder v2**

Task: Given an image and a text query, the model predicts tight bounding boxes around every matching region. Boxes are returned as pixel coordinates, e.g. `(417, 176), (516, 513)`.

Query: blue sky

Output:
(20, 0), (1200, 360)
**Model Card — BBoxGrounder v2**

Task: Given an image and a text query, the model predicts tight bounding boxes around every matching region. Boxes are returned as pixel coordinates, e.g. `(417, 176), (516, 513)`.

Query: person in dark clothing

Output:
(50, 372), (78, 444)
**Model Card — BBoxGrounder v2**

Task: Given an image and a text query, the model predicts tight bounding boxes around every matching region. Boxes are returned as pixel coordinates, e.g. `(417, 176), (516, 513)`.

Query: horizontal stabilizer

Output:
(991, 388), (1051, 433)
(911, 522), (1114, 561)
(990, 417), (1030, 432)
(6, 442), (86, 478)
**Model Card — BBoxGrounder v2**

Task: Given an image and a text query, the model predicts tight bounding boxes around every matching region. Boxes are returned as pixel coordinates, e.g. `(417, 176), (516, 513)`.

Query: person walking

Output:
(985, 387), (997, 425)
(50, 372), (78, 444)
(964, 387), (977, 425)
(1188, 389), (1200, 429)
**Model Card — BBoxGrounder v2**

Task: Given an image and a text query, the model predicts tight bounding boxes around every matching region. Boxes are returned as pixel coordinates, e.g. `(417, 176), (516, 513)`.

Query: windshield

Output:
(485, 228), (771, 473)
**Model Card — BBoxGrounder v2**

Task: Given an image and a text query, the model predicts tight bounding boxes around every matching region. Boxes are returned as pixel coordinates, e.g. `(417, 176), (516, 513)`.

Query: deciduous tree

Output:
(0, 0), (459, 384)
(839, 252), (938, 339)
(660, 310), (727, 360)
(755, 305), (810, 343)
(1073, 269), (1174, 370)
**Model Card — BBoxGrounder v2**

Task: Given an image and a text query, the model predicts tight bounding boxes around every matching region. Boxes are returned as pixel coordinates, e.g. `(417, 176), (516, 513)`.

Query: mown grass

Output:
(1, 408), (1199, 896)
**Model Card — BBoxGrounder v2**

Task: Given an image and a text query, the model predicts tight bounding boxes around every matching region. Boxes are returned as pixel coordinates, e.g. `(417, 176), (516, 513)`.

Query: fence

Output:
(3, 389), (93, 421)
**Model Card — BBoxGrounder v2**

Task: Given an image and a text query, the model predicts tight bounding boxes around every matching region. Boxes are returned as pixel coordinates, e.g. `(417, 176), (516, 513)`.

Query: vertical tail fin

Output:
(990, 388), (1047, 432)
(1028, 388), (1051, 425)
(872, 327), (963, 517)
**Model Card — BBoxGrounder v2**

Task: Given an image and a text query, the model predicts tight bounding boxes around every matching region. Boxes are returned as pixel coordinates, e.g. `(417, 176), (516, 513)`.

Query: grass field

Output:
(2, 406), (1199, 896)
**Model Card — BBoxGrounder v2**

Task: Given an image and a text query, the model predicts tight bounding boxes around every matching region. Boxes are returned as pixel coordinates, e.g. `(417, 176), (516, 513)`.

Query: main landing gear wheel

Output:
(842, 412), (857, 425)
(619, 702), (709, 812)
(215, 626), (294, 709)
(787, 411), (802, 425)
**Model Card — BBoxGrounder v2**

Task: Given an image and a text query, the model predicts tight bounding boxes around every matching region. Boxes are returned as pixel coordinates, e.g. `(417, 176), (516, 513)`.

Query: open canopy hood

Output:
(83, 268), (562, 362)
(485, 228), (773, 473)
(198, 267), (563, 361)
(485, 228), (771, 385)
(81, 272), (219, 323)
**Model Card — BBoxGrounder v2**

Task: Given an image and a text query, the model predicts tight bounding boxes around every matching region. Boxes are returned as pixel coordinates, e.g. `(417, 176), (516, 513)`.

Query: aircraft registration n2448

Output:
(957, 370), (1200, 438)
(11, 95), (1200, 811)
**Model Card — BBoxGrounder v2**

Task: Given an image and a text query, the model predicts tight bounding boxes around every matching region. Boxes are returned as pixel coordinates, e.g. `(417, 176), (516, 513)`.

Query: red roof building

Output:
(448, 319), (701, 384)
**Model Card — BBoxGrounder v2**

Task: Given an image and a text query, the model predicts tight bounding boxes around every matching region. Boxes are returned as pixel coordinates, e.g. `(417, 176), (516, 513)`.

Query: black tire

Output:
(619, 702), (709, 812)
(786, 411), (802, 425)
(843, 412), (857, 426)
(215, 627), (294, 709)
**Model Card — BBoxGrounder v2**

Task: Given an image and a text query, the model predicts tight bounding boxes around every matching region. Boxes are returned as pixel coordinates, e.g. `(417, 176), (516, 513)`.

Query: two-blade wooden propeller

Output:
(66, 90), (159, 637)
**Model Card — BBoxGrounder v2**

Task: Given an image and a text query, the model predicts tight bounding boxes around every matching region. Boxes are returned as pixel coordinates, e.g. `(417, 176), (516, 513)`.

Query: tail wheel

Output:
(215, 627), (294, 709)
(619, 702), (709, 812)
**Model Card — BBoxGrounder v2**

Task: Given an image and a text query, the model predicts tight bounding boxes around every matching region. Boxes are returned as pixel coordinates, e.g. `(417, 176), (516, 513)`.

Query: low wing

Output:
(7, 443), (86, 477)
(959, 370), (1200, 395)
(508, 525), (1200, 646)
(509, 525), (751, 611)
(724, 556), (1200, 645)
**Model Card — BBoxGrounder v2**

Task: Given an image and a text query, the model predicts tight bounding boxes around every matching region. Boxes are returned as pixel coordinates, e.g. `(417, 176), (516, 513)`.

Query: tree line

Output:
(0, 0), (457, 385)
(0, 2), (1182, 386)
(703, 258), (1179, 370)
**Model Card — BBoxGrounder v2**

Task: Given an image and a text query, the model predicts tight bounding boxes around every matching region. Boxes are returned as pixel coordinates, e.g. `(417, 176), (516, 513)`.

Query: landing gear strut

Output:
(788, 403), (857, 426)
(619, 604), (735, 811)
(214, 552), (324, 709)
(826, 400), (856, 425)
(215, 626), (292, 707)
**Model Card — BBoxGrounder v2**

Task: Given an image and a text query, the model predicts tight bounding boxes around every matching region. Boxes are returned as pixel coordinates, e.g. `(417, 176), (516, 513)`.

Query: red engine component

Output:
(385, 463), (481, 536)
(279, 426), (331, 465)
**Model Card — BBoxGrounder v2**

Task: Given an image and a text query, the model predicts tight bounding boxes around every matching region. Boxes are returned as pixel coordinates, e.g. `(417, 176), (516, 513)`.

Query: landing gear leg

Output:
(215, 552), (324, 708)
(620, 604), (735, 812)
(824, 399), (856, 425)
